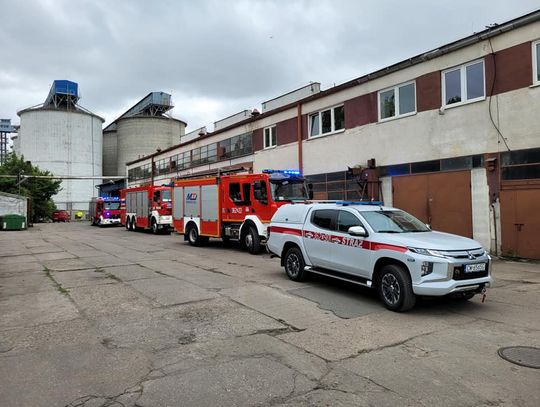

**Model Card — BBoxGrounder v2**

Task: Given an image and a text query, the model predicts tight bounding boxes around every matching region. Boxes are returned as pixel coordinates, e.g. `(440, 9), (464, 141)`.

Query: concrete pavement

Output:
(0, 222), (539, 406)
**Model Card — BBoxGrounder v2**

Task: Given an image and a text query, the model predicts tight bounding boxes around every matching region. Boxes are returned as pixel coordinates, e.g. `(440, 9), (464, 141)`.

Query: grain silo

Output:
(102, 92), (186, 177)
(16, 80), (104, 211)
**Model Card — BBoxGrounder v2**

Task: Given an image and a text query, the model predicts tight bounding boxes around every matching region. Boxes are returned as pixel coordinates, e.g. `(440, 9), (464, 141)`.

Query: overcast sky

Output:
(1, 0), (538, 132)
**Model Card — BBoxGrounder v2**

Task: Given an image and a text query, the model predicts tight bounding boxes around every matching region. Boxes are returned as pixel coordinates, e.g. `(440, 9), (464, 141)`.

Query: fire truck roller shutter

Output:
(137, 191), (145, 218)
(184, 186), (200, 217)
(201, 185), (219, 236)
(173, 186), (184, 220)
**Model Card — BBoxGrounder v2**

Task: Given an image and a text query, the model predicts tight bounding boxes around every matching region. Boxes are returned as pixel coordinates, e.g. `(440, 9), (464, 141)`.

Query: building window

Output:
(308, 105), (344, 138)
(533, 40), (540, 85)
(264, 126), (276, 149)
(378, 81), (416, 121)
(442, 59), (485, 107)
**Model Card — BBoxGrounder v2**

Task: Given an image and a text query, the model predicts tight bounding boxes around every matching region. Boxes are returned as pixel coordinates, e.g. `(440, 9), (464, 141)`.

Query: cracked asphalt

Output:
(1, 222), (539, 407)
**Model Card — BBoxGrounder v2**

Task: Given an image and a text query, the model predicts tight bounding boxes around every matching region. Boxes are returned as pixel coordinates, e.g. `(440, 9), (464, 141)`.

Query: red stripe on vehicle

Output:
(269, 226), (303, 236)
(361, 241), (407, 253)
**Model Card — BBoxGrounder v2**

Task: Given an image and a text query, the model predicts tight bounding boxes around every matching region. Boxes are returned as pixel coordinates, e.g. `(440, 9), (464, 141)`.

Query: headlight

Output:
(408, 247), (446, 258)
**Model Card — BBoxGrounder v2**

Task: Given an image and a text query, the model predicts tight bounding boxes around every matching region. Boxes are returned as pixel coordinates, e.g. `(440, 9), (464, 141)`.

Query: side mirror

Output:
(348, 226), (368, 237)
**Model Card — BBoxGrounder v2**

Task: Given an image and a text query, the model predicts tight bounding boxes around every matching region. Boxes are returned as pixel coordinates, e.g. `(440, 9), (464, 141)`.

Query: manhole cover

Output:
(498, 346), (540, 369)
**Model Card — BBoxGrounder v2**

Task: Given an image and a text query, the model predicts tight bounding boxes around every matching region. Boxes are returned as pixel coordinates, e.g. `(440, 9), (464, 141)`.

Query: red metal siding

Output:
(252, 128), (264, 152)
(344, 92), (378, 128)
(416, 71), (441, 112)
(276, 117), (298, 145)
(485, 42), (533, 96)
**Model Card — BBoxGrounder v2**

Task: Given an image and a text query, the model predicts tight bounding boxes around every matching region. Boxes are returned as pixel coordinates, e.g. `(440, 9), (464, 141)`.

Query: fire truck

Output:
(121, 185), (172, 234)
(172, 169), (311, 253)
(89, 197), (122, 226)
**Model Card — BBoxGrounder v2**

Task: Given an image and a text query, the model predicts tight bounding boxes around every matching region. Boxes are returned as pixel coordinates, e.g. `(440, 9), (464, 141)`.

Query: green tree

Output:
(0, 153), (61, 220)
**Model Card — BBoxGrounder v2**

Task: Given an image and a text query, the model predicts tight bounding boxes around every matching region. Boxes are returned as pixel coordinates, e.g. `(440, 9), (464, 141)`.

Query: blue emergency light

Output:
(99, 196), (121, 200)
(336, 201), (384, 206)
(262, 169), (301, 176)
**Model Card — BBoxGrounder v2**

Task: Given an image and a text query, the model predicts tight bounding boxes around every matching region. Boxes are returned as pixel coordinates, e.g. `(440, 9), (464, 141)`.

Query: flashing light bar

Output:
(99, 196), (121, 200)
(336, 201), (384, 206)
(262, 169), (301, 176)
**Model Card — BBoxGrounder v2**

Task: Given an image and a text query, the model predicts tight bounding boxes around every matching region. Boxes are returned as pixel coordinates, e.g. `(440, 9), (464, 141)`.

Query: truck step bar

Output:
(304, 266), (373, 288)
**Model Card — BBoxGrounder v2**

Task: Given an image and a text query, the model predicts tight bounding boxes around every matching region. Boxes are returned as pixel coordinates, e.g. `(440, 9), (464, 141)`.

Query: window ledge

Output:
(530, 82), (540, 89)
(442, 96), (486, 110)
(307, 128), (345, 140)
(378, 111), (417, 124)
(263, 145), (277, 150)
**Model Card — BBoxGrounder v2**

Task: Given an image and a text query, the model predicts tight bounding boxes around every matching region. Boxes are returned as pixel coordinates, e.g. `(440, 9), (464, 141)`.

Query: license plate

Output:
(465, 263), (486, 273)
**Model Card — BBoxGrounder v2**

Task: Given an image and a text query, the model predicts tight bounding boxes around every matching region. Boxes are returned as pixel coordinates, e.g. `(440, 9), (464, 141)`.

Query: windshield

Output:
(104, 201), (121, 210)
(161, 190), (171, 202)
(360, 210), (430, 233)
(270, 180), (309, 201)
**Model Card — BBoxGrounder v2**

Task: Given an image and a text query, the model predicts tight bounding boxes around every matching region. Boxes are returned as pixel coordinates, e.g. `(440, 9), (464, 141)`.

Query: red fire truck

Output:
(89, 197), (122, 226)
(121, 185), (172, 234)
(172, 169), (311, 253)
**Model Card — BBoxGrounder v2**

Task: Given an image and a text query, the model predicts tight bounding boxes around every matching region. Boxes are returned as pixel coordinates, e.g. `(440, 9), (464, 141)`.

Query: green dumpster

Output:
(0, 214), (27, 231)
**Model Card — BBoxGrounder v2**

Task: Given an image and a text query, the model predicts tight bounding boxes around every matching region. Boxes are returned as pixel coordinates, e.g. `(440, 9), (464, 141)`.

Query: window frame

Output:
(263, 125), (277, 149)
(533, 39), (540, 86)
(441, 59), (486, 108)
(377, 80), (417, 122)
(308, 104), (345, 139)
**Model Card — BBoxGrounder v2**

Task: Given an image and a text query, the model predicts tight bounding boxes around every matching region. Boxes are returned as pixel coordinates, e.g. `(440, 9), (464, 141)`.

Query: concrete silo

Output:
(102, 92), (186, 177)
(16, 80), (104, 211)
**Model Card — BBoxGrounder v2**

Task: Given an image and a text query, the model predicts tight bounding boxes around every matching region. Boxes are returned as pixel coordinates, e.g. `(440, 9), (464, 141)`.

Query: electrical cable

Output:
(487, 37), (511, 152)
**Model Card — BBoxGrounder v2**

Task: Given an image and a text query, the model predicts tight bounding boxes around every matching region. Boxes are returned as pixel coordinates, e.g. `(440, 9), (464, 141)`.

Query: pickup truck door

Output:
(302, 209), (336, 268)
(330, 210), (372, 278)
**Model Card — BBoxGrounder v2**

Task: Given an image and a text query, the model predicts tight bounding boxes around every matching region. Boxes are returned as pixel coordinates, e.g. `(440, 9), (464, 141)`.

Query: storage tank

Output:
(102, 129), (118, 176)
(16, 81), (104, 211)
(116, 115), (185, 176)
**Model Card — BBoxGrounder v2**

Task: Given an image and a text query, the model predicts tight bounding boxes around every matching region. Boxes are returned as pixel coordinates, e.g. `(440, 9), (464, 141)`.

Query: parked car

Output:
(267, 201), (492, 312)
(52, 210), (70, 223)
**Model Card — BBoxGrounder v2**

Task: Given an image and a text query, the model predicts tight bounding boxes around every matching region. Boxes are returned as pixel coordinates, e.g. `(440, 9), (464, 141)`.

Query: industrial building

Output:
(126, 10), (540, 260)
(102, 92), (186, 177)
(15, 80), (104, 211)
(0, 119), (16, 164)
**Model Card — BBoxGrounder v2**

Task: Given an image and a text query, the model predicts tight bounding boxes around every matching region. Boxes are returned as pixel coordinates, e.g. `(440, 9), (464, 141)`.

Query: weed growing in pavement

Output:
(43, 266), (69, 296)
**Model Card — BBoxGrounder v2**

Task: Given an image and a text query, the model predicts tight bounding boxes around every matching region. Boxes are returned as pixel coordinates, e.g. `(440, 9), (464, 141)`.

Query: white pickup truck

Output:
(267, 202), (492, 311)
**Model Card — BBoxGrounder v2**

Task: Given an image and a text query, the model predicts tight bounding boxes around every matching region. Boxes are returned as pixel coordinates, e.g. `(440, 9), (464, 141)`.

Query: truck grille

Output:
(439, 248), (485, 259)
(453, 264), (489, 280)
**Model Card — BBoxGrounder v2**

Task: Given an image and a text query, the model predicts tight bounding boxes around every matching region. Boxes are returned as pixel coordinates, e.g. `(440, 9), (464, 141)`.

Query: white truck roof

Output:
(272, 202), (396, 224)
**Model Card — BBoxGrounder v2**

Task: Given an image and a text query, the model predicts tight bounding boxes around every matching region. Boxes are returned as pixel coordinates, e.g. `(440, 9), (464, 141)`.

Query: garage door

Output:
(392, 171), (473, 238)
(500, 188), (540, 260)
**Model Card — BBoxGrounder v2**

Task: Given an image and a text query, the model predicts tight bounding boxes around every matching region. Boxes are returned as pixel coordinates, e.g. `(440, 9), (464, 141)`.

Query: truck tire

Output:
(125, 217), (130, 231)
(243, 226), (261, 254)
(187, 224), (202, 246)
(130, 217), (136, 231)
(284, 246), (307, 282)
(151, 218), (158, 234)
(378, 264), (416, 312)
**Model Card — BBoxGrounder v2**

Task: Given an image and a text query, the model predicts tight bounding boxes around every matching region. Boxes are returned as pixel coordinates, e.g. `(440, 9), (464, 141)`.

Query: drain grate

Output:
(498, 346), (540, 369)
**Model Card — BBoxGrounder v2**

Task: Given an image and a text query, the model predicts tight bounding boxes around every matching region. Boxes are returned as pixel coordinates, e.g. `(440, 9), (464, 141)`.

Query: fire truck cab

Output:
(121, 185), (172, 234)
(89, 197), (122, 226)
(172, 169), (311, 253)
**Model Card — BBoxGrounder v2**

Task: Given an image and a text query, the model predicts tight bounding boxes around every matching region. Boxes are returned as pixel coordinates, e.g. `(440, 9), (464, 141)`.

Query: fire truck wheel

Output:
(125, 217), (131, 230)
(243, 226), (261, 254)
(151, 218), (158, 234)
(284, 246), (306, 281)
(187, 224), (202, 246)
(377, 264), (416, 312)
(130, 217), (136, 231)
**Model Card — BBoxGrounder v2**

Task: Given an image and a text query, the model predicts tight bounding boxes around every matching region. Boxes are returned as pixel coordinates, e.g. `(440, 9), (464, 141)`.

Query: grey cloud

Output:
(1, 0), (538, 129)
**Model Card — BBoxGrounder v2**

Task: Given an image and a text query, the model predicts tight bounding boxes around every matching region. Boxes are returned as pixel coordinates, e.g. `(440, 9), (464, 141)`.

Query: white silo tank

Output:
(116, 116), (185, 176)
(16, 107), (104, 211)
